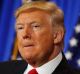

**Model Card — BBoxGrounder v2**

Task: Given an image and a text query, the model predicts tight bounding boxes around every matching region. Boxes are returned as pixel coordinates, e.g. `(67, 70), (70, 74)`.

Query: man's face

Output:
(16, 10), (55, 64)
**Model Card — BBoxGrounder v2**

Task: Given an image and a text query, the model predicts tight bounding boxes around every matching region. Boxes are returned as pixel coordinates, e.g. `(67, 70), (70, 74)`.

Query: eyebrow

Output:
(16, 21), (41, 25)
(16, 23), (23, 25)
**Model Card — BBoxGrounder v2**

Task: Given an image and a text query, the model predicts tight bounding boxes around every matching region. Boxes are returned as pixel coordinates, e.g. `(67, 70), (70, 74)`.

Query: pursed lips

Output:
(23, 43), (34, 48)
(24, 44), (34, 47)
(22, 40), (35, 48)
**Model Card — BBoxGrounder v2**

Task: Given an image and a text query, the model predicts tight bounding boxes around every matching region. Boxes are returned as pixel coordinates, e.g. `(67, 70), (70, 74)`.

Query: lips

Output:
(22, 40), (34, 48)
(23, 42), (34, 48)
(24, 44), (34, 47)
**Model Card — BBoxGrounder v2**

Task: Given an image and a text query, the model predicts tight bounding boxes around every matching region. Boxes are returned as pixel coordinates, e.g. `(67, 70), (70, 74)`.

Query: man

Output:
(0, 1), (77, 74)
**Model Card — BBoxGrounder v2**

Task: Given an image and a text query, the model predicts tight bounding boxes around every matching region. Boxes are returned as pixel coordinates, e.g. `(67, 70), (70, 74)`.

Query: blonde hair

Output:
(15, 1), (64, 27)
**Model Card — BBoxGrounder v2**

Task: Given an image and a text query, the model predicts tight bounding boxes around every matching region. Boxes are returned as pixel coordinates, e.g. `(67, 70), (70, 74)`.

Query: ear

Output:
(53, 26), (64, 44)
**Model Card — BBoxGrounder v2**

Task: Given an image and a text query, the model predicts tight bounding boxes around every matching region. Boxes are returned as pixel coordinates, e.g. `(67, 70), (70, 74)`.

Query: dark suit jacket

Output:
(0, 55), (79, 74)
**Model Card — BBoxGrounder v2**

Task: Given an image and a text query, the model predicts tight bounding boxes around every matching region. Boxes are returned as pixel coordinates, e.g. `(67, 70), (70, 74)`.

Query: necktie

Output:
(28, 69), (38, 74)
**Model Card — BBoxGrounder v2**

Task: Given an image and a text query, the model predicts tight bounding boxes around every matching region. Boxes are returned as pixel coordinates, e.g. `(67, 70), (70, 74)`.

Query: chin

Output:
(23, 52), (33, 60)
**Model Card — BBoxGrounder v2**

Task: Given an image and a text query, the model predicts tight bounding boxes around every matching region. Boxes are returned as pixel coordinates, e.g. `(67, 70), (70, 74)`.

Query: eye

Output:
(32, 23), (40, 28)
(18, 26), (23, 29)
(16, 24), (24, 30)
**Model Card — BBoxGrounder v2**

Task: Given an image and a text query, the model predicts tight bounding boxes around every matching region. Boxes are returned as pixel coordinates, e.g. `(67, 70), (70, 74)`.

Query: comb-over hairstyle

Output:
(15, 1), (64, 28)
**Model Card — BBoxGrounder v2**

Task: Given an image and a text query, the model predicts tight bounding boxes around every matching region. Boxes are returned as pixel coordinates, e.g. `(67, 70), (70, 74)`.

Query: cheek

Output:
(17, 40), (26, 59)
(17, 33), (23, 44)
(35, 31), (53, 51)
(17, 34), (23, 53)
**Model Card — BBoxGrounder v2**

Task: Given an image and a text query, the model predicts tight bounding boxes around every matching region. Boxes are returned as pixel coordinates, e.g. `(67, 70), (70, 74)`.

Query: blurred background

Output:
(0, 0), (80, 72)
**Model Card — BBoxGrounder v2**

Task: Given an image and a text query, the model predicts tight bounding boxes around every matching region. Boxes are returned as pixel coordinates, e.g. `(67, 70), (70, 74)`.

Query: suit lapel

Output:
(52, 53), (69, 74)
(15, 60), (28, 74)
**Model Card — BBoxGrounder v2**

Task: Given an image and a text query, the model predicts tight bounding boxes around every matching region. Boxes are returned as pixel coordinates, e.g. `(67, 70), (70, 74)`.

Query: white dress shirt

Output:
(24, 52), (62, 74)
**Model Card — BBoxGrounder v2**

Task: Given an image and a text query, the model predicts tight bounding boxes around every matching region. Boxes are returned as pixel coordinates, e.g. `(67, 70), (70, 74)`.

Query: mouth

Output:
(23, 44), (34, 48)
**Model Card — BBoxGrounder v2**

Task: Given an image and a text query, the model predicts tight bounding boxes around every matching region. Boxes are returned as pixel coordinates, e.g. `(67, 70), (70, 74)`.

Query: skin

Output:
(16, 10), (64, 67)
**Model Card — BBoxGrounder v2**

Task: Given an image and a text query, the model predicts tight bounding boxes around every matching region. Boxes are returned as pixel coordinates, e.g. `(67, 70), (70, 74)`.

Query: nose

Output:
(23, 26), (31, 39)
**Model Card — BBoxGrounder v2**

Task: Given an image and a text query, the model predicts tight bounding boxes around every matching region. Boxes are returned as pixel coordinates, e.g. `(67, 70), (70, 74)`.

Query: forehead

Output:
(16, 10), (51, 24)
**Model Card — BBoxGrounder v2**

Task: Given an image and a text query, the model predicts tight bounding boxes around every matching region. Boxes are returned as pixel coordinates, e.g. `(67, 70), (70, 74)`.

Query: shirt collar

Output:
(24, 52), (62, 74)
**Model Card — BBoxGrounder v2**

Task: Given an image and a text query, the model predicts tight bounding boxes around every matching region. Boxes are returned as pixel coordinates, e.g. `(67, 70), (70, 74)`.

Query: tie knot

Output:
(28, 69), (38, 74)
